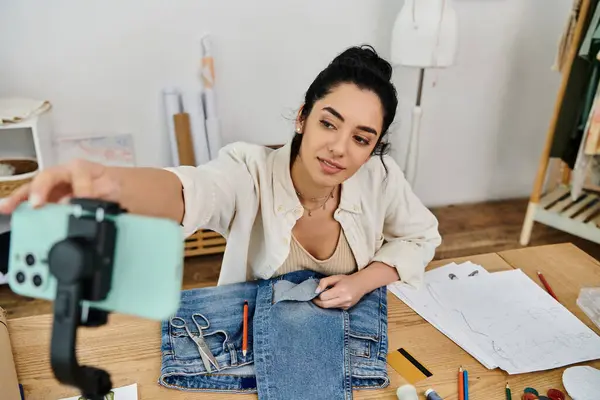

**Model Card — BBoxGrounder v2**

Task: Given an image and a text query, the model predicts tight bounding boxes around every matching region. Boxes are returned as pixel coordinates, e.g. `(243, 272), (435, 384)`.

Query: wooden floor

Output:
(2, 198), (599, 319)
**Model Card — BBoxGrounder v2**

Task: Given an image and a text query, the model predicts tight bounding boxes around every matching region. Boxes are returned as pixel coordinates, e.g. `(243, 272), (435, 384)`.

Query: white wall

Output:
(0, 0), (570, 207)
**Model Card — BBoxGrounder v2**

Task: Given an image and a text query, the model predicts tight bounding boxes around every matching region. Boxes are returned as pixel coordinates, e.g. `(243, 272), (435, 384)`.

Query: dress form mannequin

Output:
(391, 0), (458, 68)
(391, 0), (458, 186)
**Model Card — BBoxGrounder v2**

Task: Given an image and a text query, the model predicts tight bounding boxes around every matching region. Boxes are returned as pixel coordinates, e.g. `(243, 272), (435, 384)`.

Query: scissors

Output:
(170, 313), (220, 372)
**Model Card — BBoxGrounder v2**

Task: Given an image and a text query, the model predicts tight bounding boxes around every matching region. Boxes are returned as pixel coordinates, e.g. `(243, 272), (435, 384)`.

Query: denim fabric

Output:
(158, 270), (389, 399)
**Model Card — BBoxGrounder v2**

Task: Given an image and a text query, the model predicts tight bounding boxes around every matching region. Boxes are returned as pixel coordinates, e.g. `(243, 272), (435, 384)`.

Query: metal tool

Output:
(170, 313), (220, 372)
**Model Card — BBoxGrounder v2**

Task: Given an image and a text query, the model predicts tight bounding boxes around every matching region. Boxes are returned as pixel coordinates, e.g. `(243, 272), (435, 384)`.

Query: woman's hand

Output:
(312, 274), (367, 310)
(0, 158), (120, 214)
(312, 262), (401, 310)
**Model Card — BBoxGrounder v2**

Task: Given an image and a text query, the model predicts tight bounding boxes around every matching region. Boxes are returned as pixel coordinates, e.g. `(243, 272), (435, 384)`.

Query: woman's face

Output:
(296, 83), (384, 188)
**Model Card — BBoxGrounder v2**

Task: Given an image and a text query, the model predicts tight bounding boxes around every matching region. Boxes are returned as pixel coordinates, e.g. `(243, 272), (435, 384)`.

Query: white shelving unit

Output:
(0, 109), (55, 172)
(0, 109), (55, 206)
(0, 108), (55, 285)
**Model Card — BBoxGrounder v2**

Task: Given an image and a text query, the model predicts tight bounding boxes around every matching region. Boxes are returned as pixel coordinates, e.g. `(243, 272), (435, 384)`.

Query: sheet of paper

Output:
(388, 262), (498, 369)
(59, 383), (138, 400)
(429, 269), (600, 374)
(417, 261), (488, 284)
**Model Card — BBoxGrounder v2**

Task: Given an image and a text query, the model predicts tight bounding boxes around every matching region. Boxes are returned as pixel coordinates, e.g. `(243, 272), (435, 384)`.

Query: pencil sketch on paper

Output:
(54, 134), (136, 167)
(428, 269), (600, 374)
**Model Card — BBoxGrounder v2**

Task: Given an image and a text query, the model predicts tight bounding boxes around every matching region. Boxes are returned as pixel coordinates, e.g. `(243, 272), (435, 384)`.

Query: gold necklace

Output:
(296, 187), (335, 217)
(295, 191), (330, 202)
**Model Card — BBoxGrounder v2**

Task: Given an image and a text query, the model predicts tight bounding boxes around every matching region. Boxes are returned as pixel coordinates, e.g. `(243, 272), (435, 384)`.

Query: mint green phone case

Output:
(8, 202), (185, 321)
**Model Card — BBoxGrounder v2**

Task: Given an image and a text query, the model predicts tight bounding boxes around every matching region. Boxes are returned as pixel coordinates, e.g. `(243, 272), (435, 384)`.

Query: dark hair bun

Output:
(330, 45), (393, 81)
(294, 43), (398, 167)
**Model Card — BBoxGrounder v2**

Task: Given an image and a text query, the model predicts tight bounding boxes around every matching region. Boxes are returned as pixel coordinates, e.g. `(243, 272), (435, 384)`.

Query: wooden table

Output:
(6, 243), (600, 399)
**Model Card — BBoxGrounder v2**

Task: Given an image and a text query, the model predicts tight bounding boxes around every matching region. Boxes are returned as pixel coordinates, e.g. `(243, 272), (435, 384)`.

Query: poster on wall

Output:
(54, 134), (136, 167)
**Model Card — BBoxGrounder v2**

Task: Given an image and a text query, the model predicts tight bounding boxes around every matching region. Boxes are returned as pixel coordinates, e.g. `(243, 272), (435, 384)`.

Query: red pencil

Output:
(537, 271), (558, 301)
(242, 300), (249, 357)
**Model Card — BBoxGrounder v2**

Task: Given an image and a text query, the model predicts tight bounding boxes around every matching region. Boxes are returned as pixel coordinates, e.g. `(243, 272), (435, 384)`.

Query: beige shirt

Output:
(164, 141), (442, 288)
(274, 230), (357, 277)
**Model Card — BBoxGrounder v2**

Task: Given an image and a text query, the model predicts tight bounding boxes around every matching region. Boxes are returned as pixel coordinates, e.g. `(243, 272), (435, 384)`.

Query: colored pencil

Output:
(537, 271), (558, 301)
(463, 368), (469, 400)
(505, 382), (512, 400)
(242, 300), (248, 357)
(458, 366), (464, 400)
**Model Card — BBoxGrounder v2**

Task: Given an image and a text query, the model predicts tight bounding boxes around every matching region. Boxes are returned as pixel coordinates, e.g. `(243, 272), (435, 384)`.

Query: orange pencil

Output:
(458, 366), (465, 400)
(242, 300), (248, 357)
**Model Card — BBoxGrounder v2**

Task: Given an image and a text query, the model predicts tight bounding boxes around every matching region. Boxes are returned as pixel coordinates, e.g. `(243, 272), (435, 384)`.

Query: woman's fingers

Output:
(313, 286), (343, 308)
(313, 296), (351, 310)
(28, 166), (72, 207)
(315, 275), (344, 293)
(0, 159), (109, 214)
(28, 159), (100, 204)
(312, 297), (342, 309)
(317, 286), (341, 302)
(0, 182), (32, 214)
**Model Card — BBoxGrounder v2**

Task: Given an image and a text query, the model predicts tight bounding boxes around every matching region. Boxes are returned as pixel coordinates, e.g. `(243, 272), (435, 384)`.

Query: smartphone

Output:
(7, 200), (185, 321)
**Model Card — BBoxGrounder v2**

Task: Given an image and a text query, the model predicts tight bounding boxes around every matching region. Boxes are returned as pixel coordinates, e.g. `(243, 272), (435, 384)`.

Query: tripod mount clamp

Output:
(48, 198), (126, 400)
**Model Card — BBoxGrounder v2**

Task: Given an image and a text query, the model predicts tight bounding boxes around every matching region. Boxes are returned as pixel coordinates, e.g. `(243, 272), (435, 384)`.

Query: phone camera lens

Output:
(25, 254), (35, 266)
(33, 275), (43, 287)
(16, 271), (25, 283)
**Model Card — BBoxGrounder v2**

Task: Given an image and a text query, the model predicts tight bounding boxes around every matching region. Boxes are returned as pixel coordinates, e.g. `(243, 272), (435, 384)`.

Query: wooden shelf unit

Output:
(521, 0), (600, 245)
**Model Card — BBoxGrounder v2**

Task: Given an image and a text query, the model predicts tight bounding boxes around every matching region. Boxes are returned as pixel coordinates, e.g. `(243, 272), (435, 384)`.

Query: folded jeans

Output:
(158, 270), (389, 399)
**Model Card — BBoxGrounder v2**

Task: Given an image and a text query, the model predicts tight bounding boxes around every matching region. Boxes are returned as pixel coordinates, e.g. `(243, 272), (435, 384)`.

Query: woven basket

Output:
(0, 157), (38, 198)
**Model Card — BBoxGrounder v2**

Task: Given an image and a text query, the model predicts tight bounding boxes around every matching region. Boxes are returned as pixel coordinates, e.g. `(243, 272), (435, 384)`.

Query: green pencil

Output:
(505, 382), (512, 400)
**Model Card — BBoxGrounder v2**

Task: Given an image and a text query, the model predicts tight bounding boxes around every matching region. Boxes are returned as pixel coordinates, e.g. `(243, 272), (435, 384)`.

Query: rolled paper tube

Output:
(173, 113), (197, 166)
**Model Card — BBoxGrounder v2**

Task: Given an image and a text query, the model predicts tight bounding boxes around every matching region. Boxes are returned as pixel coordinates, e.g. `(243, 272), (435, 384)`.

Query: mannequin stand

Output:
(48, 198), (124, 399)
(404, 68), (425, 185)
(391, 0), (458, 186)
(416, 69), (425, 104)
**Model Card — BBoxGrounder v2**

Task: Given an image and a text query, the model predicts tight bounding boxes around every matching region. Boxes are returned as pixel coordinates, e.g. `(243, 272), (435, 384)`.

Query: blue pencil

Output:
(463, 369), (469, 400)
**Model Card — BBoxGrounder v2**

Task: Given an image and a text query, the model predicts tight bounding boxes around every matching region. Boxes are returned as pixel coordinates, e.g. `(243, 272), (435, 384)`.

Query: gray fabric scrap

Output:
(273, 278), (320, 303)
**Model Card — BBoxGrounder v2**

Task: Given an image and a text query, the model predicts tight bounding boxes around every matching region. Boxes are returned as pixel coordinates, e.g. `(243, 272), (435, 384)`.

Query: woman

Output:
(0, 45), (441, 310)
